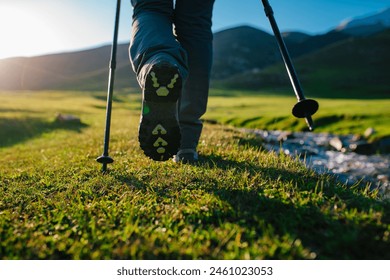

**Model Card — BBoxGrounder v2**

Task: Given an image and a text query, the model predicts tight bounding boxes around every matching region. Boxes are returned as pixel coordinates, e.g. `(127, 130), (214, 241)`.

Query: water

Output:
(244, 129), (390, 199)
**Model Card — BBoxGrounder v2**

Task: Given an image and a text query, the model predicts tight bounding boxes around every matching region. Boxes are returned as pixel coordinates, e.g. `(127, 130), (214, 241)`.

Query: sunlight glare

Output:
(0, 5), (61, 59)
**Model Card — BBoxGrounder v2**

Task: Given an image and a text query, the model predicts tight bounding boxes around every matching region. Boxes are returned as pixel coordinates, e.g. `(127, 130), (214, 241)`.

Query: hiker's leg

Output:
(129, 0), (188, 87)
(174, 0), (215, 150)
(130, 0), (188, 161)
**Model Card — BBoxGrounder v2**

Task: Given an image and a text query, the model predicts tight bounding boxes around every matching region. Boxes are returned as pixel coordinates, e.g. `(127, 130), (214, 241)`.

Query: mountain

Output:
(217, 29), (390, 98)
(282, 32), (311, 44)
(0, 8), (389, 95)
(0, 44), (138, 91)
(284, 30), (352, 57)
(212, 26), (280, 79)
(212, 25), (357, 79)
(0, 24), (355, 90)
(336, 7), (390, 36)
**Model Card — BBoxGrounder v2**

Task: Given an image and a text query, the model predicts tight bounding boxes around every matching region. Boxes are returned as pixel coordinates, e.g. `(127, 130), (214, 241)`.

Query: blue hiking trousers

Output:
(129, 0), (215, 150)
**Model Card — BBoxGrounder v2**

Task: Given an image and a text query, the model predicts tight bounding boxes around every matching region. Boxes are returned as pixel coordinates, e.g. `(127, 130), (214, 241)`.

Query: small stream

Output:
(243, 129), (390, 199)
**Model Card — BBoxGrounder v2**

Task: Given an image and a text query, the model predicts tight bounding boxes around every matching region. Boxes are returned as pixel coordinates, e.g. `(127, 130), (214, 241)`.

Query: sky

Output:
(0, 0), (389, 59)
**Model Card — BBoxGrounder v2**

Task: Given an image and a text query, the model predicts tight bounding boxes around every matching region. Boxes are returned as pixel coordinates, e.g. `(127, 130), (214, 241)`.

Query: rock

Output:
(55, 113), (81, 123)
(377, 174), (389, 183)
(349, 141), (376, 155)
(329, 137), (344, 151)
(243, 128), (390, 195)
(277, 131), (294, 142)
(364, 127), (376, 138)
(351, 134), (363, 141)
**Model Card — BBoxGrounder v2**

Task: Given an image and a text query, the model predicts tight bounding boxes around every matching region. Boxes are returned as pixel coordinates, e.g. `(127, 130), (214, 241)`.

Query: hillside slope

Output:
(336, 7), (390, 36)
(212, 26), (280, 79)
(0, 26), (352, 91)
(217, 29), (390, 98)
(0, 44), (137, 91)
(0, 16), (389, 94)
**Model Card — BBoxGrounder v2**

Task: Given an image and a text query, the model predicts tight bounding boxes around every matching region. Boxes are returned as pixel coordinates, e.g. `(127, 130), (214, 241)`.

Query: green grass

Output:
(0, 90), (389, 259)
(206, 89), (390, 141)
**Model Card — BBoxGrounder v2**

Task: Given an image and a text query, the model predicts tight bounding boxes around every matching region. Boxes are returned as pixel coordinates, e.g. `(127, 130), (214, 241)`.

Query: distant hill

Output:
(217, 29), (390, 99)
(282, 31), (311, 44)
(0, 8), (389, 96)
(212, 26), (354, 79)
(284, 30), (353, 58)
(212, 26), (280, 79)
(336, 7), (390, 36)
(0, 26), (355, 91)
(0, 44), (137, 91)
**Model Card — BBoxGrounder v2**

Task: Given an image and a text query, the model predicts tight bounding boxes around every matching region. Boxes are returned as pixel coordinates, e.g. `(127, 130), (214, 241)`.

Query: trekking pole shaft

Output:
(100, 0), (121, 171)
(102, 68), (117, 157)
(261, 0), (305, 101)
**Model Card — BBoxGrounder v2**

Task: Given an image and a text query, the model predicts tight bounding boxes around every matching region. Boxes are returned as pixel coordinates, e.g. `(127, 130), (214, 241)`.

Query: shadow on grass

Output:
(0, 117), (88, 148)
(92, 93), (126, 103)
(197, 154), (390, 259)
(111, 149), (389, 259)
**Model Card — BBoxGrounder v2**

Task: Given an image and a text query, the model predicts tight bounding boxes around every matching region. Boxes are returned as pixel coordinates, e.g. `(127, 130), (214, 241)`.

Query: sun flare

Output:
(0, 5), (59, 59)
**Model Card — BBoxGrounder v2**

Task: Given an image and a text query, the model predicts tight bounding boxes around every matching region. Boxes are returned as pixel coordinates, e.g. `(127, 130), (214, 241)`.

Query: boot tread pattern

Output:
(138, 62), (182, 161)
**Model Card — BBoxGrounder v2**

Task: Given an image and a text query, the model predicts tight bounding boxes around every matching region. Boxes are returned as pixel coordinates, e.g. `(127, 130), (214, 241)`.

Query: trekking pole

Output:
(260, 0), (319, 130)
(96, 0), (121, 172)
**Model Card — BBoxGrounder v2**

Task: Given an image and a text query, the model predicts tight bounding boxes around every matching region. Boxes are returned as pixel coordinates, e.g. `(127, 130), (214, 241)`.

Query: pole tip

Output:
(96, 155), (114, 173)
(305, 115), (314, 131)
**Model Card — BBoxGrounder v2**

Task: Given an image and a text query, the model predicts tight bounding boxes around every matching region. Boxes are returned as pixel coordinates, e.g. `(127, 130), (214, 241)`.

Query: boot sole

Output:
(138, 63), (182, 161)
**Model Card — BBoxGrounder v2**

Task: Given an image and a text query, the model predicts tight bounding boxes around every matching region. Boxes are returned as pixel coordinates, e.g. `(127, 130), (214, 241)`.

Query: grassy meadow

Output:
(206, 89), (390, 140)
(0, 90), (389, 259)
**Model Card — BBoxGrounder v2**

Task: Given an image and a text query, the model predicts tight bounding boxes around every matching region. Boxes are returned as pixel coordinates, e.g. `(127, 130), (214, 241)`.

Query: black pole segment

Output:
(96, 0), (121, 172)
(261, 0), (304, 101)
(260, 0), (318, 130)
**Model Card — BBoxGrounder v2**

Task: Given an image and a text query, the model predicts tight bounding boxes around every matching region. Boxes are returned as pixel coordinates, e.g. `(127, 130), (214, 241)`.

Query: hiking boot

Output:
(173, 149), (199, 164)
(138, 62), (182, 161)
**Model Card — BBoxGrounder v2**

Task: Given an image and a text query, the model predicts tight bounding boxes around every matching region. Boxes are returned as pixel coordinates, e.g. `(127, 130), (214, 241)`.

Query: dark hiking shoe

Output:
(173, 149), (199, 164)
(138, 62), (182, 161)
